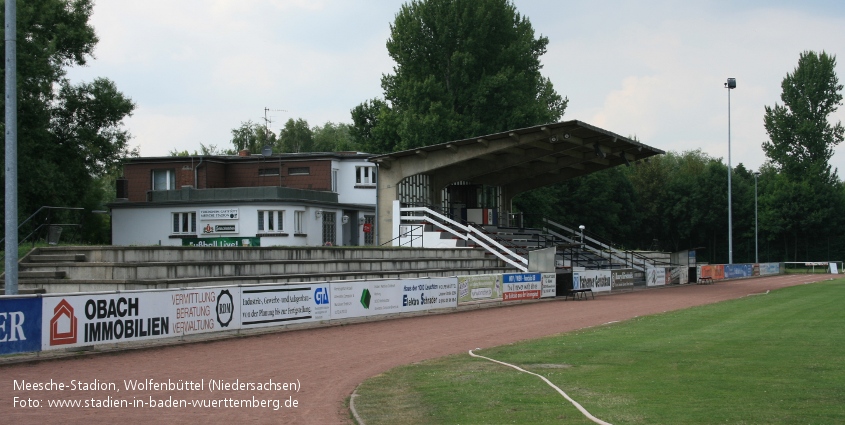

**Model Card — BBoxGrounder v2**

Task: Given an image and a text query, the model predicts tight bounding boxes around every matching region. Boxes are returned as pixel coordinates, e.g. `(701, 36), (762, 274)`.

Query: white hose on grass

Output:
(468, 349), (613, 425)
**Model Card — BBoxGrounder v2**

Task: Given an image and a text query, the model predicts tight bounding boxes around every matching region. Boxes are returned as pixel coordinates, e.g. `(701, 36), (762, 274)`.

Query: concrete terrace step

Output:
(30, 246), (487, 263)
(28, 254), (87, 263)
(18, 271), (68, 279)
(19, 258), (505, 281)
(8, 267), (520, 293)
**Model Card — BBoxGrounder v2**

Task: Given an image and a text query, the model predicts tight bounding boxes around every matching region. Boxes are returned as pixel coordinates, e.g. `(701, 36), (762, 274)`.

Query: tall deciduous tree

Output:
(352, 0), (567, 152)
(763, 50), (844, 181)
(230, 120), (278, 154)
(280, 118), (313, 153)
(1, 0), (135, 241)
(312, 122), (356, 152)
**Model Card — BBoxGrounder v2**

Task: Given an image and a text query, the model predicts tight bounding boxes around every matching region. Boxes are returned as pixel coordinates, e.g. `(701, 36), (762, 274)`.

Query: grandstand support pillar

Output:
(374, 161), (404, 246)
(500, 185), (519, 227)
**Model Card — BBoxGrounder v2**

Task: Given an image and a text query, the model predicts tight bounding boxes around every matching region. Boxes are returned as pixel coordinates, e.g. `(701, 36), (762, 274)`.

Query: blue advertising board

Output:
(724, 264), (753, 279)
(0, 297), (42, 355)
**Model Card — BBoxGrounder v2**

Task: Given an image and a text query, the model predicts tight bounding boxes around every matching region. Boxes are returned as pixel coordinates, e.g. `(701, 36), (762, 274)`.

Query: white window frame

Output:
(332, 169), (338, 192)
(258, 210), (285, 233)
(356, 166), (376, 186)
(294, 211), (305, 234)
(153, 169), (176, 190)
(172, 212), (196, 234)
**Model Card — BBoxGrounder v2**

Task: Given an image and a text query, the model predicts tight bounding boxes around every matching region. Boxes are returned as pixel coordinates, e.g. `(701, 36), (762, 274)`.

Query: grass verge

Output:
(353, 279), (845, 424)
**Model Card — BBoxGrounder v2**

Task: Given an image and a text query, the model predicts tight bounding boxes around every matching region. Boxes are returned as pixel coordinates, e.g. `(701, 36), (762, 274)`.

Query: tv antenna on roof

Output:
(263, 107), (287, 136)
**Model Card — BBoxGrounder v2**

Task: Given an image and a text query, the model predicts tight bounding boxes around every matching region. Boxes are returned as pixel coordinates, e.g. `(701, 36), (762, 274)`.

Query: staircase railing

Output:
(542, 218), (672, 271)
(395, 201), (528, 272)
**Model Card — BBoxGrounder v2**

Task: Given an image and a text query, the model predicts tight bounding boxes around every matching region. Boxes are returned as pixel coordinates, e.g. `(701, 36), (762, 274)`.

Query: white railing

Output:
(393, 201), (528, 272)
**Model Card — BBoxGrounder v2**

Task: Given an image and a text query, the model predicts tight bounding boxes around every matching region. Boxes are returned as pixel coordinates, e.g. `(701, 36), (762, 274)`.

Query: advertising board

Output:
(330, 278), (457, 320)
(541, 273), (556, 298)
(573, 270), (612, 293)
(611, 269), (642, 288)
(502, 273), (542, 301)
(41, 287), (240, 351)
(0, 297), (42, 355)
(646, 267), (666, 287)
(456, 274), (502, 304)
(724, 264), (753, 279)
(698, 265), (725, 280)
(759, 263), (780, 276)
(240, 284), (331, 328)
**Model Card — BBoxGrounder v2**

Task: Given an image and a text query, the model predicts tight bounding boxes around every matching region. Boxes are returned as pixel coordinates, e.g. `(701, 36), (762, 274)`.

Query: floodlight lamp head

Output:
(579, 225), (585, 230)
(726, 78), (736, 89)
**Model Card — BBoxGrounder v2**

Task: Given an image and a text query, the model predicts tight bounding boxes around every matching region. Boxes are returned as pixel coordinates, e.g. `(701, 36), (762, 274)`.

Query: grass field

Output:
(352, 279), (845, 424)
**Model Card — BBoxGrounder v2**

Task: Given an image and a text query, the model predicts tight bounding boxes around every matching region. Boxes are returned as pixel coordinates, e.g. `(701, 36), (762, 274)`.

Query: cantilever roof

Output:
(369, 120), (664, 194)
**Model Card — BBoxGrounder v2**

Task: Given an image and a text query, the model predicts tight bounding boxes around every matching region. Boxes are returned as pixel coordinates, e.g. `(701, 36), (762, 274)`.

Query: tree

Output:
(352, 0), (567, 152)
(763, 51), (844, 181)
(230, 120), (278, 154)
(169, 143), (230, 157)
(280, 118), (313, 153)
(1, 0), (135, 241)
(312, 122), (356, 152)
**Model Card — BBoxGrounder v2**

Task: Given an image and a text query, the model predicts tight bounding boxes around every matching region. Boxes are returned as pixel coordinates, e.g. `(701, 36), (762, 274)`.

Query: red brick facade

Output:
(121, 156), (337, 202)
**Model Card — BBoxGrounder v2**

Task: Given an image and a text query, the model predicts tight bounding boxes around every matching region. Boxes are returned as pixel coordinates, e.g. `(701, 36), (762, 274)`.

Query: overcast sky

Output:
(67, 0), (845, 176)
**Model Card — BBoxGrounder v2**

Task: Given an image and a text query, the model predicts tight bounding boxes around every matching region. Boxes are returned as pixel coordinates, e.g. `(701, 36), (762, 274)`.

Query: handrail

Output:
(543, 218), (677, 270)
(403, 206), (527, 265)
(380, 224), (425, 247)
(400, 205), (528, 272)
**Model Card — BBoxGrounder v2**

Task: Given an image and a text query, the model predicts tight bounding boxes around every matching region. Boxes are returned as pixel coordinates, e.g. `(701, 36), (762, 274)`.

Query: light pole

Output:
(754, 171), (760, 263)
(725, 77), (736, 264)
(579, 225), (585, 249)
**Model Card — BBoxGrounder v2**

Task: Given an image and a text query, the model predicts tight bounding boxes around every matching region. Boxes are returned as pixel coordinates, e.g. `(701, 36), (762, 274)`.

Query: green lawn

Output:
(352, 279), (845, 424)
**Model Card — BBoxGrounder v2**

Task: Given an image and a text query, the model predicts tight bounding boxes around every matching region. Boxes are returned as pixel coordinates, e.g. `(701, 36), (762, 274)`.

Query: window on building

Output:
(294, 211), (305, 234)
(152, 169), (176, 190)
(258, 168), (280, 176)
(258, 210), (285, 233)
(322, 212), (336, 245)
(356, 166), (376, 186)
(364, 215), (375, 246)
(172, 212), (196, 234)
(288, 167), (310, 175)
(332, 169), (338, 192)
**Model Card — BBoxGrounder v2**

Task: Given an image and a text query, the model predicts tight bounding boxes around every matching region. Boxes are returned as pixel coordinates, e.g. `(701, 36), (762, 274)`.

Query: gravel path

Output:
(1, 274), (833, 424)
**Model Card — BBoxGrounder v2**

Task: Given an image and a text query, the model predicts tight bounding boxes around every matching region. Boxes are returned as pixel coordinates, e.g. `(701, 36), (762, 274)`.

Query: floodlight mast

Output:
(725, 78), (736, 264)
(5, 0), (18, 295)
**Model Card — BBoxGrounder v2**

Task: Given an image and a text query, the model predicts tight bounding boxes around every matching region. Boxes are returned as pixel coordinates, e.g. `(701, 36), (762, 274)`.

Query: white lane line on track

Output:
(468, 349), (613, 425)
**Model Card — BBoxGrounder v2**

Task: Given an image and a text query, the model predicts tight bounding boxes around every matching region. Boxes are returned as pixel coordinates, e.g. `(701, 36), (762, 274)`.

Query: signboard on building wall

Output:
(457, 274), (503, 304)
(573, 270), (612, 292)
(182, 237), (259, 247)
(199, 208), (239, 220)
(41, 288), (240, 351)
(201, 223), (239, 235)
(502, 273), (542, 301)
(0, 297), (42, 355)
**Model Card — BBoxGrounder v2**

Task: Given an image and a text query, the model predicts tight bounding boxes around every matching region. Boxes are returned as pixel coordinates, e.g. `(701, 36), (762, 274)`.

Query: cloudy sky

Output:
(67, 0), (845, 175)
